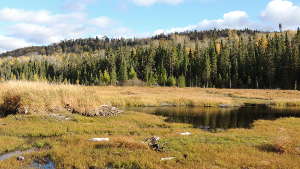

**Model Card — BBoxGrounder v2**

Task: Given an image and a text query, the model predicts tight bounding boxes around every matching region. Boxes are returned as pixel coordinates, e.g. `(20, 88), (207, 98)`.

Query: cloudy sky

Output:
(0, 0), (300, 53)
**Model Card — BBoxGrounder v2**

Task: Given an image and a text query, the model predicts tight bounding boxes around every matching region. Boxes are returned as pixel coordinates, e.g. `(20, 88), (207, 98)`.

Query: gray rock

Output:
(65, 104), (122, 117)
(219, 104), (230, 108)
(17, 106), (29, 114)
(16, 156), (25, 161)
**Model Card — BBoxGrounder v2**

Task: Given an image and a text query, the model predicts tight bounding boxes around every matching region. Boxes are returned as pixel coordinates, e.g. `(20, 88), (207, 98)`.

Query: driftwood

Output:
(64, 104), (122, 117)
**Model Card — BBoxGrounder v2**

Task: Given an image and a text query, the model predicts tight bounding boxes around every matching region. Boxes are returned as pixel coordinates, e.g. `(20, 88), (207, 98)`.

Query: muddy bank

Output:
(0, 149), (36, 161)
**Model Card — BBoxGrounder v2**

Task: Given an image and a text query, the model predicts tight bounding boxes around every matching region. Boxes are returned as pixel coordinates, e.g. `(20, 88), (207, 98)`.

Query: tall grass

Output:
(1, 81), (300, 116)
(0, 81), (235, 115)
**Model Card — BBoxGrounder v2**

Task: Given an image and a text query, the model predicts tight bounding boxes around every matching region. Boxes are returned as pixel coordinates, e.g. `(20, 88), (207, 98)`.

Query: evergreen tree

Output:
(178, 75), (186, 88)
(202, 51), (211, 88)
(167, 76), (176, 87)
(110, 67), (117, 85)
(129, 67), (138, 80)
(101, 70), (111, 85)
(160, 67), (168, 86)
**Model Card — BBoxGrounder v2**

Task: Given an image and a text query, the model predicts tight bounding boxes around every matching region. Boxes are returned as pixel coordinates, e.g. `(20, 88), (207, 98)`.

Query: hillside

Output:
(0, 29), (299, 90)
(0, 29), (261, 57)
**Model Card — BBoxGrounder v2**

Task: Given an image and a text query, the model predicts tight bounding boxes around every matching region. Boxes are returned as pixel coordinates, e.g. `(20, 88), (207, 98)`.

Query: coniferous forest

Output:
(1, 28), (300, 89)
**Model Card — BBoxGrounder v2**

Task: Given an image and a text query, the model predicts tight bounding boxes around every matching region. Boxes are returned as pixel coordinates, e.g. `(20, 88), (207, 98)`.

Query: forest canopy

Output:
(0, 28), (300, 89)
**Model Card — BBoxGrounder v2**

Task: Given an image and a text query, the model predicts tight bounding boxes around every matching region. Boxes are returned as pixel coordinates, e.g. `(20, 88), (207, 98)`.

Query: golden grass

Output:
(209, 88), (300, 107)
(0, 81), (235, 115)
(0, 112), (299, 169)
(1, 81), (300, 116)
(0, 81), (299, 168)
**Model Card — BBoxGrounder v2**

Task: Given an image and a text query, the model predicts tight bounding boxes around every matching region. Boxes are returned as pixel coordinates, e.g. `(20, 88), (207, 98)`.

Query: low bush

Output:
(259, 135), (295, 154)
(0, 92), (25, 117)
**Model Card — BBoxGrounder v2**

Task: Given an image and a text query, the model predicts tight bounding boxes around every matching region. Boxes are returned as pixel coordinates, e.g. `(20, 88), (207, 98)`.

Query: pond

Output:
(32, 158), (55, 169)
(0, 149), (36, 161)
(128, 105), (300, 131)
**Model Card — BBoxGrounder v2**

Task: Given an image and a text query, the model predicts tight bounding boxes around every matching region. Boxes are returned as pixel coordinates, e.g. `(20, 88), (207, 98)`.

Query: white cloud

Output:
(154, 10), (254, 34)
(0, 35), (32, 52)
(90, 16), (115, 29)
(64, 0), (96, 11)
(261, 0), (300, 29)
(8, 23), (87, 44)
(154, 0), (300, 35)
(130, 0), (183, 6)
(0, 8), (85, 25)
(0, 8), (124, 51)
(1, 0), (300, 54)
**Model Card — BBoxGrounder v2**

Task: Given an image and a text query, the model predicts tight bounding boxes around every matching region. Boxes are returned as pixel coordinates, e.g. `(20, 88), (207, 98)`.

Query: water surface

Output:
(129, 105), (300, 131)
(0, 149), (36, 161)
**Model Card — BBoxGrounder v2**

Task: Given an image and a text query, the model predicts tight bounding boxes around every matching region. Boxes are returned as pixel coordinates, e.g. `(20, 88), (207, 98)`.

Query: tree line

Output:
(0, 29), (300, 89)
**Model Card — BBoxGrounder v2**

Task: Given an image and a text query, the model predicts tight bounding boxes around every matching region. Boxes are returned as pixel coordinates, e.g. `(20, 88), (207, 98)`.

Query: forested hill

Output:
(0, 28), (300, 90)
(0, 29), (260, 57)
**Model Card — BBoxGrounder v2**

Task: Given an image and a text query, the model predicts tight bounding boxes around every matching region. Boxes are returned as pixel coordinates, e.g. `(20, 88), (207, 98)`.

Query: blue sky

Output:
(0, 0), (300, 52)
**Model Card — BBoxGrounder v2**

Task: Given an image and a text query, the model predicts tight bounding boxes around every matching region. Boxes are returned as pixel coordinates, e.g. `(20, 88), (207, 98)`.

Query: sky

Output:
(0, 0), (300, 53)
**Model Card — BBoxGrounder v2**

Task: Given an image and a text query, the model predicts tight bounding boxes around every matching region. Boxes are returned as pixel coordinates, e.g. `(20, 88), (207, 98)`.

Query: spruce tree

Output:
(129, 67), (137, 80)
(178, 75), (186, 88)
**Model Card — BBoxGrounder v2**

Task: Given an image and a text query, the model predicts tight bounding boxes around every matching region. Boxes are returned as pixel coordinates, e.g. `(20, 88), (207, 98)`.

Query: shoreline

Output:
(1, 81), (300, 117)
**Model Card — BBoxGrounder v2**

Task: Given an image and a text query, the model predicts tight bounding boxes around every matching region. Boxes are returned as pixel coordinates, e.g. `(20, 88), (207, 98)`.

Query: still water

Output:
(129, 105), (300, 131)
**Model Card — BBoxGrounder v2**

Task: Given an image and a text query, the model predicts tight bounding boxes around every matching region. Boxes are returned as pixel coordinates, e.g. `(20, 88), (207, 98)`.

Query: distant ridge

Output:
(0, 29), (262, 57)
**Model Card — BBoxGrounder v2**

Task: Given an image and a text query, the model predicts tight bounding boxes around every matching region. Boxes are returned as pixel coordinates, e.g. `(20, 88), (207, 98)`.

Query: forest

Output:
(0, 28), (300, 89)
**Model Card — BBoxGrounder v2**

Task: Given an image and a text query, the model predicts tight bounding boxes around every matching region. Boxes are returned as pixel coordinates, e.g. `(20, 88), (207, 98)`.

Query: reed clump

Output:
(1, 81), (300, 115)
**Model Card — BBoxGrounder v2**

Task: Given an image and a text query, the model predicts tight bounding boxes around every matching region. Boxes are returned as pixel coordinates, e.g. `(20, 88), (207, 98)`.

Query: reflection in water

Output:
(32, 158), (55, 169)
(129, 106), (300, 131)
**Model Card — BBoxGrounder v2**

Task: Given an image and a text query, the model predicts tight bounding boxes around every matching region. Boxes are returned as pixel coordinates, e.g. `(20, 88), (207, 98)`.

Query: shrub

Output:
(259, 135), (294, 154)
(0, 93), (22, 116)
(272, 136), (293, 153)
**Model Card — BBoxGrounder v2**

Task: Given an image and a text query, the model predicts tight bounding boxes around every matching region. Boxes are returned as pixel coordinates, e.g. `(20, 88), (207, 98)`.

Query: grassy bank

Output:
(0, 112), (299, 169)
(1, 81), (300, 116)
(0, 81), (300, 168)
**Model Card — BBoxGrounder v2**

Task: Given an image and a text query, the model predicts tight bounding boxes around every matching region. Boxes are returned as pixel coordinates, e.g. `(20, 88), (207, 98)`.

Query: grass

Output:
(0, 81), (299, 168)
(1, 81), (300, 116)
(0, 112), (299, 169)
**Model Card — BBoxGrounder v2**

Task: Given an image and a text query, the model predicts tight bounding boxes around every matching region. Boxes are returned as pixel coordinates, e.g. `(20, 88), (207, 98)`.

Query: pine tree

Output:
(119, 58), (128, 81)
(110, 66), (117, 85)
(167, 76), (176, 87)
(202, 51), (211, 88)
(101, 70), (111, 85)
(178, 75), (186, 88)
(129, 67), (137, 80)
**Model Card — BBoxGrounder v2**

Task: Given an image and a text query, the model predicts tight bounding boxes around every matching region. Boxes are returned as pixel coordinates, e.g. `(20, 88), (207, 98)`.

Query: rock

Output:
(91, 105), (123, 117)
(88, 138), (110, 142)
(219, 104), (230, 108)
(16, 156), (25, 161)
(17, 106), (29, 114)
(64, 104), (78, 114)
(65, 104), (122, 117)
(199, 125), (210, 130)
(161, 157), (176, 161)
(180, 132), (191, 136)
(145, 136), (160, 144)
(145, 136), (165, 152)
